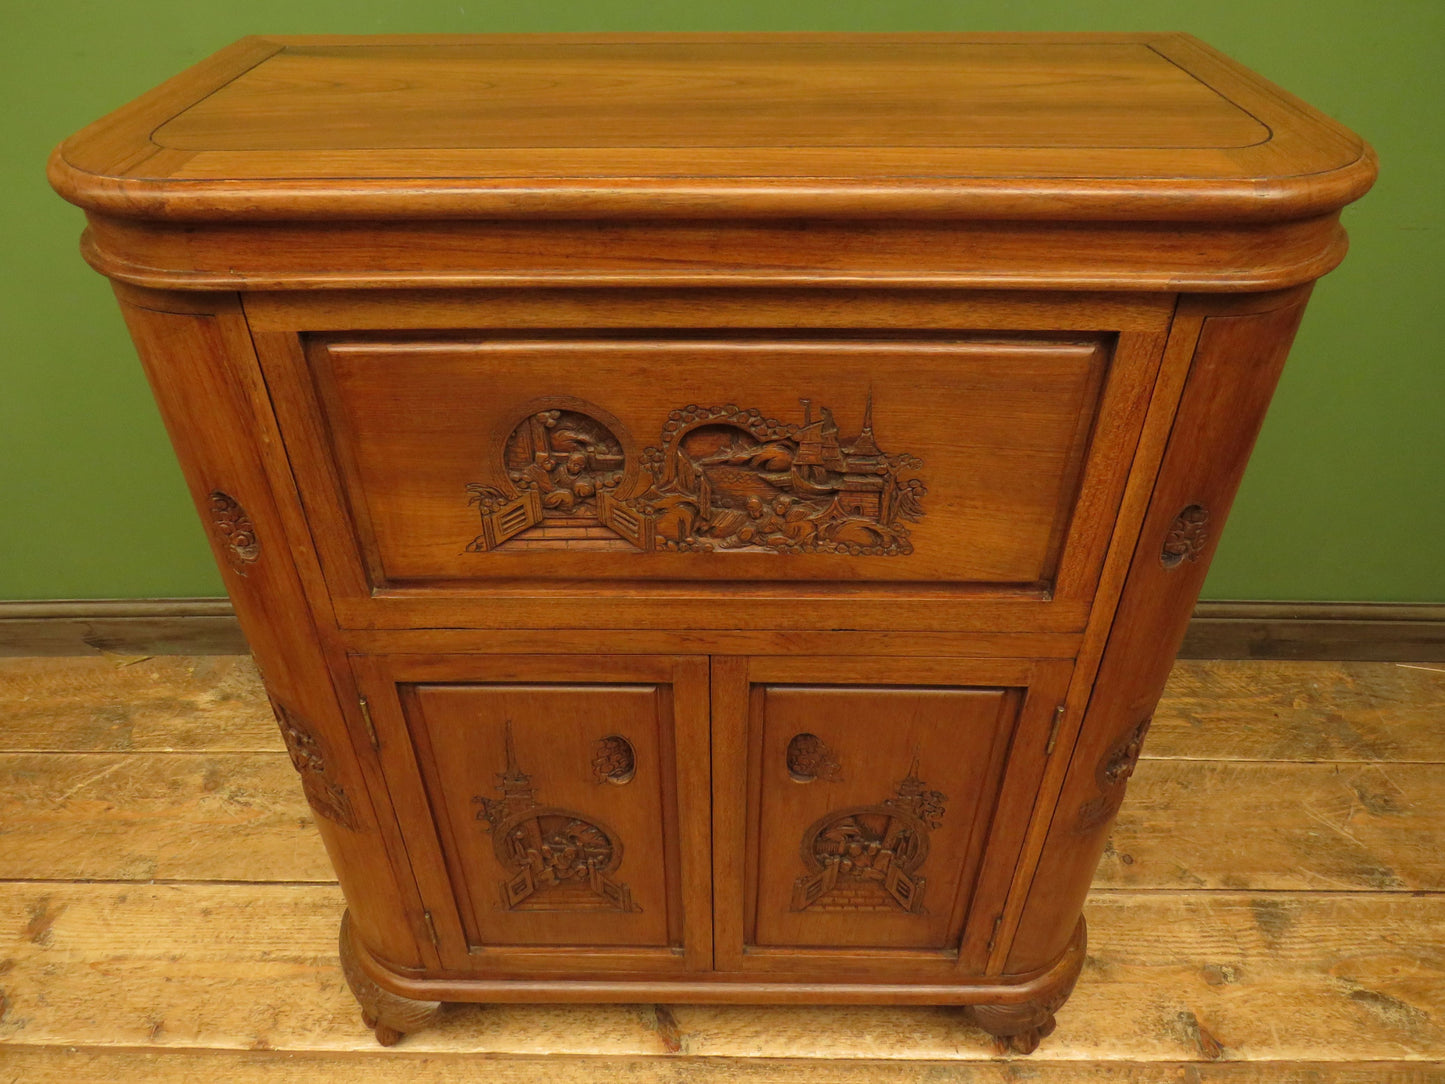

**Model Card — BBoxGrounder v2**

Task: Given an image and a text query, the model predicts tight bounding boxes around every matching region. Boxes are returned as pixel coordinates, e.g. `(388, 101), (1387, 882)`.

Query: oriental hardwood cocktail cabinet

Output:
(50, 34), (1375, 1054)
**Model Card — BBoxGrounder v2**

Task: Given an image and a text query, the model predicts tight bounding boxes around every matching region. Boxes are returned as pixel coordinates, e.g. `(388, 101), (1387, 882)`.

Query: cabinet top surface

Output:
(51, 33), (1374, 222)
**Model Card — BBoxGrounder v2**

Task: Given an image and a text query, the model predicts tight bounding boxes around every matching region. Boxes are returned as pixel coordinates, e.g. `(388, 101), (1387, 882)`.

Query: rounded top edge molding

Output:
(48, 33), (1376, 228)
(50, 150), (1378, 227)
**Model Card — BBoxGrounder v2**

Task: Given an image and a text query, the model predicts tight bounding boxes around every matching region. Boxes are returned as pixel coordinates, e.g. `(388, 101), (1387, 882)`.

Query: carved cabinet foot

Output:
(339, 911), (442, 1046)
(965, 999), (1061, 1055)
(961, 918), (1085, 1055)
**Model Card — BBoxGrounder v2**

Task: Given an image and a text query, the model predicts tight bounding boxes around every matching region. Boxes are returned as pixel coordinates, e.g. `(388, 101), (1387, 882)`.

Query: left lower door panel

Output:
(351, 654), (711, 976)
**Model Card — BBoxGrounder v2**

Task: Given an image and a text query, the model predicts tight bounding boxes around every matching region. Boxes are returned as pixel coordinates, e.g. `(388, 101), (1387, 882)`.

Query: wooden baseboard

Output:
(0, 599), (248, 656)
(0, 598), (1442, 661)
(1179, 601), (1445, 661)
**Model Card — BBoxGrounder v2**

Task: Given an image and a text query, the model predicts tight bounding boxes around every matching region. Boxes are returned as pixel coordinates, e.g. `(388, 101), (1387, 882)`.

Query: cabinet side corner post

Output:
(1002, 290), (1313, 973)
(111, 287), (430, 968)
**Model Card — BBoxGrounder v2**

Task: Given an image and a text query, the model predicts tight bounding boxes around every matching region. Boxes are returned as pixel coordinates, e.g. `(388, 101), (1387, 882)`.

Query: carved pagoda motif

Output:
(474, 723), (638, 912)
(466, 395), (925, 555)
(791, 753), (947, 913)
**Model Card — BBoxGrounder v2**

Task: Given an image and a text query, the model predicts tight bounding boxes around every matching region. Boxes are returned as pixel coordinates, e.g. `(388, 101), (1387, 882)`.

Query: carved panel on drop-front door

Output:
(467, 405), (634, 553)
(466, 394), (926, 556)
(474, 723), (639, 912)
(791, 754), (948, 913)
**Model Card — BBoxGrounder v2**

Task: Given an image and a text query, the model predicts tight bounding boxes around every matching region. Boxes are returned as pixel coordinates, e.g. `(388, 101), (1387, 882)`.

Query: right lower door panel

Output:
(713, 656), (1074, 978)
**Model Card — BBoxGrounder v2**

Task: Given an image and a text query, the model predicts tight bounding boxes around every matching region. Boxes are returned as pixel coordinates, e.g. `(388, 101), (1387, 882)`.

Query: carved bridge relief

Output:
(791, 754), (948, 914)
(473, 723), (640, 913)
(467, 395), (925, 555)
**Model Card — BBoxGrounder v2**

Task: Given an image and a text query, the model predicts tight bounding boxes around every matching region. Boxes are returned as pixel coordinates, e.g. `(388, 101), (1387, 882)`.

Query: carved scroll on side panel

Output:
(1073, 716), (1153, 833)
(474, 723), (640, 913)
(271, 699), (358, 830)
(466, 394), (925, 555)
(790, 754), (947, 914)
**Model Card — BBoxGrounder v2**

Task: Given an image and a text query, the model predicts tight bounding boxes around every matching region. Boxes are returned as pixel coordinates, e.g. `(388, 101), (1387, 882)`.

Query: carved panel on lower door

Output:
(751, 683), (1022, 951)
(791, 755), (947, 913)
(474, 723), (639, 912)
(400, 678), (679, 949)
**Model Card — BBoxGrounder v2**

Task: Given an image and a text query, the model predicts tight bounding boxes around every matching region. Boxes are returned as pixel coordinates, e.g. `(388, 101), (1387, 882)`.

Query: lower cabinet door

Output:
(353, 654), (711, 974)
(712, 656), (1073, 978)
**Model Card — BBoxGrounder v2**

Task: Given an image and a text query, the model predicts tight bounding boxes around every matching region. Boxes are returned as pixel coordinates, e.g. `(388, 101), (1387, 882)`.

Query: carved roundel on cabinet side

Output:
(208, 490), (260, 574)
(1161, 504), (1210, 568)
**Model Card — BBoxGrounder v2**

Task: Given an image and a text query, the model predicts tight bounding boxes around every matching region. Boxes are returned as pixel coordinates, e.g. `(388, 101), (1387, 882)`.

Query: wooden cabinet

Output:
(49, 34), (1374, 1054)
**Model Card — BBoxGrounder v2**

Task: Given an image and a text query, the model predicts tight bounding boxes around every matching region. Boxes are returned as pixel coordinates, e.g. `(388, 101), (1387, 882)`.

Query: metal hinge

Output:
(986, 915), (1004, 954)
(423, 910), (440, 949)
(358, 695), (379, 751)
(1045, 704), (1066, 756)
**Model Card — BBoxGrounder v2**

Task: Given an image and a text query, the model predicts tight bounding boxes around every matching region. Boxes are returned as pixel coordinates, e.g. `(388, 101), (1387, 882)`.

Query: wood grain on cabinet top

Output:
(50, 33), (1375, 222)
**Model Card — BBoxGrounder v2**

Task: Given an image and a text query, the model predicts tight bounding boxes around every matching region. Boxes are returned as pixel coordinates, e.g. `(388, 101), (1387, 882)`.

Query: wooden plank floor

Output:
(0, 656), (1441, 1082)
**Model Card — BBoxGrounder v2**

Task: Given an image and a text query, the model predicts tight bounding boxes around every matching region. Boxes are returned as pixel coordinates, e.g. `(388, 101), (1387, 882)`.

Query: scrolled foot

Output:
(967, 998), (1062, 1055)
(339, 910), (442, 1047)
(962, 917), (1084, 1055)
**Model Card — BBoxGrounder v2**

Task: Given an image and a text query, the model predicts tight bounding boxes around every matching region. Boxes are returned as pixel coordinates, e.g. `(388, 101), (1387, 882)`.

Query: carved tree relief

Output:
(271, 700), (357, 830)
(791, 754), (947, 914)
(467, 395), (925, 555)
(474, 723), (639, 913)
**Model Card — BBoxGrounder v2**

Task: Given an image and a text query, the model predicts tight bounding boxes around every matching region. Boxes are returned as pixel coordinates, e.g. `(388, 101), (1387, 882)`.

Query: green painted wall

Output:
(3, 1), (1440, 602)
